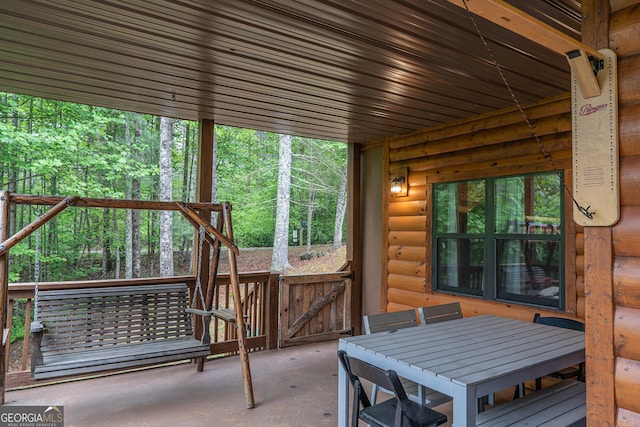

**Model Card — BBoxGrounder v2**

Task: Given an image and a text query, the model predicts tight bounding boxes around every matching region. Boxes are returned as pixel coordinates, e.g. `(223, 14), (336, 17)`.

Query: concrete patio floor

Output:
(5, 340), (526, 426)
(5, 341), (342, 427)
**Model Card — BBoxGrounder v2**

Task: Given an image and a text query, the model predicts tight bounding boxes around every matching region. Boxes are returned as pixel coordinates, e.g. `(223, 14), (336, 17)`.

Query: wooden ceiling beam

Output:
(447, 0), (602, 58)
(447, 0), (603, 97)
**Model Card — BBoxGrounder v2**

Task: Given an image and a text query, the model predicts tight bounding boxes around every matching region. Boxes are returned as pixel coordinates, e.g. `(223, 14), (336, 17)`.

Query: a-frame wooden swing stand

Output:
(0, 192), (254, 408)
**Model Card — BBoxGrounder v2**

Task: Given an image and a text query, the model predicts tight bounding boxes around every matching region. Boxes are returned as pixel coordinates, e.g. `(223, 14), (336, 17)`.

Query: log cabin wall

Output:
(610, 1), (640, 425)
(383, 93), (578, 322)
(377, 1), (640, 424)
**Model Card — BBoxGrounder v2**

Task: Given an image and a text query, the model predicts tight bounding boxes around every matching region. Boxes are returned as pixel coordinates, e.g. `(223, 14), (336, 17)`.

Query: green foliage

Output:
(2, 93), (347, 281)
(234, 206), (276, 247)
(10, 299), (28, 343)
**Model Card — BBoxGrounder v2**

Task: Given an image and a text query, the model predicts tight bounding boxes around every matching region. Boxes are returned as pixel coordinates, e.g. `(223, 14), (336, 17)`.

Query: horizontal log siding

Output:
(615, 306), (640, 360)
(384, 93), (577, 321)
(388, 231), (428, 246)
(386, 287), (552, 322)
(387, 200), (426, 216)
(618, 54), (640, 106)
(388, 245), (426, 262)
(615, 357), (640, 415)
(388, 260), (427, 277)
(612, 2), (640, 423)
(619, 104), (640, 156)
(614, 257), (640, 308)
(620, 155), (640, 205)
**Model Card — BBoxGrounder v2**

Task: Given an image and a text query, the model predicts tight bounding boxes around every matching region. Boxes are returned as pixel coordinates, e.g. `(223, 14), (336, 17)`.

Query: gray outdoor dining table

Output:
(337, 314), (585, 426)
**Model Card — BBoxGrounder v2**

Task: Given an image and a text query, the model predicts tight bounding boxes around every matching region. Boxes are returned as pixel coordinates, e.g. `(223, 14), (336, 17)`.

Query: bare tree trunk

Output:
(182, 122), (191, 202)
(125, 113), (133, 278)
(101, 208), (111, 279)
(124, 112), (141, 278)
(113, 208), (120, 279)
(306, 183), (313, 252)
(131, 190), (141, 277)
(271, 134), (292, 271)
(333, 165), (347, 249)
(211, 125), (218, 204)
(159, 116), (174, 277)
(0, 94), (5, 189)
(8, 94), (18, 237)
(129, 114), (142, 278)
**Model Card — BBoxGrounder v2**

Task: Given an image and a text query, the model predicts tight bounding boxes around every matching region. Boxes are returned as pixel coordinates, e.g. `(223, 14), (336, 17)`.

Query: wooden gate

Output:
(279, 271), (352, 347)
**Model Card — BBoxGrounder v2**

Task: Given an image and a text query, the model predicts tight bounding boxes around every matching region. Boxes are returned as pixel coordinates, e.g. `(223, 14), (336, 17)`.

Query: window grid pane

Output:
(433, 172), (563, 309)
(436, 237), (484, 295)
(434, 181), (485, 234)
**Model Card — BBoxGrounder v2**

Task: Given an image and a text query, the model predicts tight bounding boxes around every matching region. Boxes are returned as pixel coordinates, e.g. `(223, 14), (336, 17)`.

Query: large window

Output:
(433, 172), (563, 309)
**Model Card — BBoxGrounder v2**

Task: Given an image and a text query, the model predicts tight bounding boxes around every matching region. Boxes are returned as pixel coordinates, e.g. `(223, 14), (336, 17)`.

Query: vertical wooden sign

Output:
(572, 48), (619, 226)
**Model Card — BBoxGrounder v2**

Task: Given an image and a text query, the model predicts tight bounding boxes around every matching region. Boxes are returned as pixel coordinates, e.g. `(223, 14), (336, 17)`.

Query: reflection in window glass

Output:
(434, 181), (485, 234)
(433, 172), (563, 309)
(496, 239), (560, 305)
(495, 174), (561, 234)
(436, 238), (484, 293)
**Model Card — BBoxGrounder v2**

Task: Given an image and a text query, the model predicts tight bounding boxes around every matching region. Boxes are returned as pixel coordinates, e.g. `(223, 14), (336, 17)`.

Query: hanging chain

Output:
(461, 0), (594, 220)
(33, 226), (41, 323)
(191, 225), (207, 311)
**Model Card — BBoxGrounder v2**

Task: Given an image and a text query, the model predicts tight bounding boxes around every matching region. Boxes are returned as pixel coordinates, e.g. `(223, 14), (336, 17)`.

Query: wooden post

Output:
(204, 212), (224, 312)
(347, 143), (362, 333)
(222, 202), (255, 409)
(381, 138), (391, 314)
(581, 1), (615, 425)
(584, 227), (615, 425)
(194, 120), (254, 407)
(202, 211), (222, 365)
(0, 191), (10, 404)
(264, 272), (280, 350)
(194, 119), (215, 364)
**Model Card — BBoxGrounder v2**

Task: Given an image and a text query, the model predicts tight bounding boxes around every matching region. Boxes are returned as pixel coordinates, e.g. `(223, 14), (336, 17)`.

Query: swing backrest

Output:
(31, 282), (212, 380)
(37, 283), (196, 352)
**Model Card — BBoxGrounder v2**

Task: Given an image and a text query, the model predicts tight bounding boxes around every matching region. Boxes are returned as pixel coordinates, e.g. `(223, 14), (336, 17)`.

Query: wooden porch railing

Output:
(5, 271), (279, 388)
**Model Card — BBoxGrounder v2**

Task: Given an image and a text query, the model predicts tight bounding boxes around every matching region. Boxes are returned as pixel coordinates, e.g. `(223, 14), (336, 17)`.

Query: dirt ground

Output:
(218, 244), (347, 274)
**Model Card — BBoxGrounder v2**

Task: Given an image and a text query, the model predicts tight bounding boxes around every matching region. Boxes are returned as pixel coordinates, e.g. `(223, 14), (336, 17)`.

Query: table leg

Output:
(338, 359), (348, 427)
(452, 385), (477, 427)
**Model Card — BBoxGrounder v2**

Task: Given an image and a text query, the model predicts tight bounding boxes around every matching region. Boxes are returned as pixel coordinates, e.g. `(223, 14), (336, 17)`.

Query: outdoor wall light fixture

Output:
(390, 166), (408, 196)
(390, 176), (404, 193)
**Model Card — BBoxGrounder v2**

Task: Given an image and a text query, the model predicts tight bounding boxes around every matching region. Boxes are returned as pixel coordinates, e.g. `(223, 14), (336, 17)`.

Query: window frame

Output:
(431, 171), (565, 310)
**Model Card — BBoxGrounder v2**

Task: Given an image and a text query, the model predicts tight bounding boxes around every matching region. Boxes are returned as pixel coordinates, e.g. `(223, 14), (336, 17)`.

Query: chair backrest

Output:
(337, 350), (418, 425)
(337, 349), (372, 423)
(363, 309), (419, 334)
(418, 302), (462, 325)
(533, 313), (584, 331)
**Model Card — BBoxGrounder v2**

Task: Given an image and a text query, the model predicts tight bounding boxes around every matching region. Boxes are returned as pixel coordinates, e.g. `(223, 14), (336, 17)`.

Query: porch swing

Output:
(0, 195), (254, 408)
(29, 226), (213, 381)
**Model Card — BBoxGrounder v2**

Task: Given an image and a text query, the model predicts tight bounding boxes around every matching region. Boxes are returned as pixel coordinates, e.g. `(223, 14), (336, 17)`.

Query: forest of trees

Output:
(0, 93), (347, 283)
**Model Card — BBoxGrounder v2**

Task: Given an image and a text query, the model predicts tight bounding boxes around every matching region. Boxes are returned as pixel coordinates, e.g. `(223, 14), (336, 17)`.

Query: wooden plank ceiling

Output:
(0, 0), (582, 144)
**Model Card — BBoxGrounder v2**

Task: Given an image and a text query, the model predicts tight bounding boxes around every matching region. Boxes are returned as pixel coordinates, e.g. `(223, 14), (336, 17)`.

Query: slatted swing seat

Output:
(30, 283), (212, 380)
